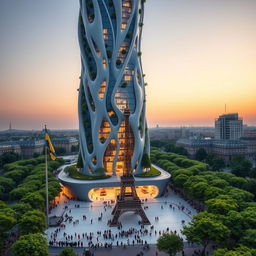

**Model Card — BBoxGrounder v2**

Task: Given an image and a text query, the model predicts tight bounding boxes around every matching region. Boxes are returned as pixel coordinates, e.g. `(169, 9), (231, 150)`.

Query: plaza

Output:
(46, 187), (197, 248)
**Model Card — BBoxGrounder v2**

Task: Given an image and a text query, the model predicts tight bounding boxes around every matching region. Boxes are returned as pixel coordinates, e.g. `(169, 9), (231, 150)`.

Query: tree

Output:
(59, 248), (76, 256)
(21, 192), (45, 210)
(0, 176), (15, 192)
(77, 152), (84, 168)
(240, 207), (256, 229)
(186, 181), (208, 201)
(204, 186), (225, 201)
(205, 198), (238, 215)
(195, 148), (207, 161)
(141, 153), (151, 169)
(157, 233), (183, 256)
(11, 203), (33, 219)
(4, 169), (24, 183)
(173, 174), (189, 189)
(230, 156), (252, 177)
(223, 210), (244, 242)
(11, 233), (48, 256)
(33, 152), (41, 158)
(209, 178), (229, 189)
(240, 229), (256, 248)
(182, 212), (230, 256)
(230, 177), (247, 189)
(227, 188), (254, 204)
(20, 210), (47, 234)
(0, 211), (16, 234)
(243, 179), (256, 197)
(208, 155), (225, 171)
(55, 147), (66, 155)
(71, 145), (79, 153)
(0, 152), (20, 168)
(212, 246), (256, 256)
(249, 167), (256, 178)
(93, 167), (106, 175)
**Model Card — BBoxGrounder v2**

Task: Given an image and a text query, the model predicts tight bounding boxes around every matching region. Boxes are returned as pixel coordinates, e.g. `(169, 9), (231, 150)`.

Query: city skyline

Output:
(0, 0), (256, 130)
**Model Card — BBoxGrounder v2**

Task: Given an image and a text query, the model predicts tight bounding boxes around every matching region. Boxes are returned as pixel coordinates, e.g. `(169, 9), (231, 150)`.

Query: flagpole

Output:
(45, 125), (49, 226)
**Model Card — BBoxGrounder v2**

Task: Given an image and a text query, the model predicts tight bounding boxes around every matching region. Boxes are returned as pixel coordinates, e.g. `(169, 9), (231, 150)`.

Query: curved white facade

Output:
(78, 0), (149, 175)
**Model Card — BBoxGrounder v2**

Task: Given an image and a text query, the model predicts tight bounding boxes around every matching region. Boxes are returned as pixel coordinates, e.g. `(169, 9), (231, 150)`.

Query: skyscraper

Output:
(78, 0), (149, 175)
(215, 113), (243, 140)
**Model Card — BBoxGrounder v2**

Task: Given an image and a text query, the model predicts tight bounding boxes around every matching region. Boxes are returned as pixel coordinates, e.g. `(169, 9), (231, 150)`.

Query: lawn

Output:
(64, 165), (111, 180)
(135, 166), (161, 177)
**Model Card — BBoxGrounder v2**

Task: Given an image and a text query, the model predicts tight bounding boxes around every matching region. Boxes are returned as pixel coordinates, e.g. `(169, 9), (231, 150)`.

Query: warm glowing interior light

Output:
(88, 185), (159, 201)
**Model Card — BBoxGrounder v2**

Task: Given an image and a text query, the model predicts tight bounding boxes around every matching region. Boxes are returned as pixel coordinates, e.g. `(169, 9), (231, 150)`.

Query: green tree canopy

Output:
(173, 174), (189, 188)
(212, 246), (256, 256)
(0, 211), (16, 234)
(4, 169), (25, 183)
(156, 233), (183, 256)
(77, 152), (84, 168)
(58, 248), (77, 256)
(230, 156), (252, 178)
(240, 229), (256, 248)
(21, 192), (45, 210)
(0, 152), (20, 168)
(227, 187), (254, 204)
(182, 212), (230, 255)
(206, 154), (225, 171)
(141, 153), (151, 169)
(11, 203), (33, 219)
(195, 148), (207, 161)
(223, 210), (244, 242)
(0, 176), (15, 193)
(11, 233), (48, 256)
(240, 207), (256, 229)
(20, 210), (47, 234)
(205, 198), (238, 215)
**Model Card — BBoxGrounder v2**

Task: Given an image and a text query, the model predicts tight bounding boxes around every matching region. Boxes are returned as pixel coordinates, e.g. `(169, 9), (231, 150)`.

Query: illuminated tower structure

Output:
(78, 0), (149, 175)
(110, 103), (150, 226)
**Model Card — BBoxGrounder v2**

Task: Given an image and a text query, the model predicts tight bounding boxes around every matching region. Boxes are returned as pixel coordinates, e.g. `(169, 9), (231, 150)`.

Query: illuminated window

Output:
(103, 139), (116, 174)
(102, 58), (107, 69)
(88, 185), (159, 201)
(98, 119), (111, 143)
(98, 80), (106, 99)
(102, 29), (108, 40)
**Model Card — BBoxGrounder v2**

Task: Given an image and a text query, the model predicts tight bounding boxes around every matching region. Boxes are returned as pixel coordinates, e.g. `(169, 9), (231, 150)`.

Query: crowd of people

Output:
(47, 187), (196, 249)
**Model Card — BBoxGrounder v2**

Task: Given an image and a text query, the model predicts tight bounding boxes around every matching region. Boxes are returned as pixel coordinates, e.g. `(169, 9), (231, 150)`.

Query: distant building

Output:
(177, 138), (249, 162)
(177, 113), (256, 164)
(215, 113), (243, 140)
(18, 140), (45, 158)
(52, 137), (79, 154)
(0, 137), (79, 158)
(0, 142), (21, 155)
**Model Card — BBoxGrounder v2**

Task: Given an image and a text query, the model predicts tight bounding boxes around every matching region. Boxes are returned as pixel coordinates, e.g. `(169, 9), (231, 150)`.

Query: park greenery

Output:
(151, 139), (188, 156)
(151, 147), (256, 255)
(194, 147), (256, 177)
(1, 140), (256, 255)
(135, 166), (161, 177)
(0, 155), (64, 255)
(58, 247), (77, 256)
(11, 233), (48, 256)
(64, 164), (111, 180)
(156, 233), (183, 256)
(0, 151), (21, 168)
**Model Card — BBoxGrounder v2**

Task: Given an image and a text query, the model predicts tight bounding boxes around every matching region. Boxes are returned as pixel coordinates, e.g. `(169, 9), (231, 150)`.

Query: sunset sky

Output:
(0, 0), (255, 130)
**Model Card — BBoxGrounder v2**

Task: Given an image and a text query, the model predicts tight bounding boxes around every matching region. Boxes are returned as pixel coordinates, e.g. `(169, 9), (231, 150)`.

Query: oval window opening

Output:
(88, 185), (159, 201)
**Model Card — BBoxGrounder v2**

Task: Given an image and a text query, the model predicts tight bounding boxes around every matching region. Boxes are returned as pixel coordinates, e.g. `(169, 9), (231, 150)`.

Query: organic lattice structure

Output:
(78, 0), (149, 175)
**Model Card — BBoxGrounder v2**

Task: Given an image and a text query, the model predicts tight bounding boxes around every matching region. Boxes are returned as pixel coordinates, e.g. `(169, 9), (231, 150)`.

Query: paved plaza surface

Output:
(46, 188), (197, 248)
(49, 244), (207, 256)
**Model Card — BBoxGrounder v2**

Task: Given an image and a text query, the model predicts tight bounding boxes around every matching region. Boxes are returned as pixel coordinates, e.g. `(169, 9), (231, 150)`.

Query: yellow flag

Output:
(45, 128), (57, 160)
